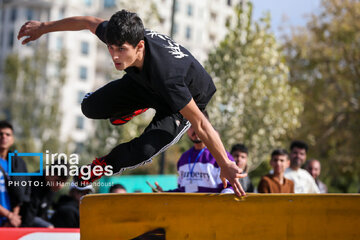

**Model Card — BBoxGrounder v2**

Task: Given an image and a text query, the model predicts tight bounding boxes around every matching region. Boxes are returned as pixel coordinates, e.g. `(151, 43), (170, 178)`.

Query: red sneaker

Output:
(110, 108), (149, 125)
(73, 156), (108, 188)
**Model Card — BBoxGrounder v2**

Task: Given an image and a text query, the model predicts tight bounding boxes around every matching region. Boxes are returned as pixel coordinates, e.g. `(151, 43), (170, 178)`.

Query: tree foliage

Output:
(1, 46), (66, 171)
(283, 0), (360, 192)
(205, 3), (302, 170)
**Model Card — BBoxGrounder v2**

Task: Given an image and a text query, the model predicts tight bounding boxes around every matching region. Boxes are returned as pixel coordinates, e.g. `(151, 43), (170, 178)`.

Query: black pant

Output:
(81, 75), (190, 174)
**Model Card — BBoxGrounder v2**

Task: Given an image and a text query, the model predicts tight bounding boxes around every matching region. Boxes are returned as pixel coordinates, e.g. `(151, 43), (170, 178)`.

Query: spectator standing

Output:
(306, 159), (328, 193)
(230, 144), (254, 192)
(258, 149), (294, 193)
(0, 121), (30, 227)
(284, 141), (320, 193)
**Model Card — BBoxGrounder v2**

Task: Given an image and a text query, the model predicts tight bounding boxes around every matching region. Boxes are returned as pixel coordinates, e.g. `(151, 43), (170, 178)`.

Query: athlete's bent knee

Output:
(81, 99), (93, 118)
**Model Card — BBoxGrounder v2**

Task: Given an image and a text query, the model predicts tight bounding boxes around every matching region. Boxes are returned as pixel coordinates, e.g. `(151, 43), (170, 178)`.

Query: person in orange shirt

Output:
(258, 149), (294, 193)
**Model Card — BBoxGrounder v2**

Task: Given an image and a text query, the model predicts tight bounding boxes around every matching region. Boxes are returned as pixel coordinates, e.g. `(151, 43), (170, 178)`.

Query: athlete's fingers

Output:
(17, 22), (31, 39)
(22, 37), (32, 45)
(221, 176), (227, 188)
(236, 173), (248, 179)
(235, 179), (246, 196)
(17, 29), (28, 40)
(232, 181), (242, 197)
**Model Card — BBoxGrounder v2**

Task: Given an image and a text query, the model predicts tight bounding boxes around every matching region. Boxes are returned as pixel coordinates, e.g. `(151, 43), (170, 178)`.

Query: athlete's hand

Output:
(220, 161), (247, 197)
(17, 21), (44, 44)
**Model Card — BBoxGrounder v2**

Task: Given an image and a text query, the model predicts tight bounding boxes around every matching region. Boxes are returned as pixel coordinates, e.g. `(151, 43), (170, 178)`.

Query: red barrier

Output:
(0, 227), (80, 240)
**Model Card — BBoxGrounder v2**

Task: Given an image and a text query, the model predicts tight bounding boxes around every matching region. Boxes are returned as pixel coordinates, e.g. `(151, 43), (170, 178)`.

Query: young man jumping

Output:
(17, 10), (247, 197)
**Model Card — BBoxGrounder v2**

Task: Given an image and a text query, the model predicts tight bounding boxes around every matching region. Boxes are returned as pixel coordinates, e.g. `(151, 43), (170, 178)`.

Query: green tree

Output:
(205, 3), (302, 171)
(283, 0), (360, 192)
(1, 46), (66, 171)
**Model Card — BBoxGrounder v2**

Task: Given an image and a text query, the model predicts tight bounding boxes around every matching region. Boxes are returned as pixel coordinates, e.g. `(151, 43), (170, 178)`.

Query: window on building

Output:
(8, 30), (14, 48)
(209, 33), (216, 42)
(84, 0), (93, 6)
(227, 0), (232, 6)
(185, 26), (192, 40)
(56, 37), (63, 51)
(76, 116), (85, 130)
(210, 12), (217, 21)
(173, 22), (178, 36)
(187, 4), (193, 16)
(26, 8), (34, 21)
(174, 0), (180, 13)
(58, 8), (65, 19)
(79, 66), (88, 80)
(81, 41), (89, 55)
(104, 0), (116, 8)
(10, 8), (17, 22)
(77, 91), (86, 104)
(75, 142), (85, 153)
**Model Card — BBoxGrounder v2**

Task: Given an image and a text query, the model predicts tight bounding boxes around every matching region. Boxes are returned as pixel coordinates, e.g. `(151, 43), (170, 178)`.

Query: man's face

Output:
(187, 126), (202, 144)
(270, 154), (289, 175)
(0, 128), (14, 151)
(290, 147), (307, 168)
(307, 160), (321, 179)
(232, 151), (248, 171)
(107, 41), (142, 70)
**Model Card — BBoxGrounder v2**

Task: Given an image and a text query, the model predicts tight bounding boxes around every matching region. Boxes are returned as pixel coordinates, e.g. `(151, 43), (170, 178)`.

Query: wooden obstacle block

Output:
(80, 193), (360, 240)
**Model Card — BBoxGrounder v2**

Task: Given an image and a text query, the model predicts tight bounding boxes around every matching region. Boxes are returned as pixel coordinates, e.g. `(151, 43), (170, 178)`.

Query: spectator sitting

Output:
(20, 160), (69, 227)
(0, 120), (30, 227)
(258, 149), (294, 193)
(306, 159), (328, 193)
(153, 111), (245, 193)
(284, 141), (320, 193)
(51, 182), (94, 228)
(230, 144), (254, 192)
(109, 184), (127, 193)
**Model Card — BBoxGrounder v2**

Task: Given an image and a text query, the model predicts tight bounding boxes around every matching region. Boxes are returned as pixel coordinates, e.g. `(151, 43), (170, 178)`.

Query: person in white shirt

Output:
(284, 141), (320, 193)
(306, 159), (328, 193)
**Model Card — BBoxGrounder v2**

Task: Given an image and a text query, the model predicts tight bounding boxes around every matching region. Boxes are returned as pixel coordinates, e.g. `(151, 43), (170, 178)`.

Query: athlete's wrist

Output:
(39, 21), (49, 35)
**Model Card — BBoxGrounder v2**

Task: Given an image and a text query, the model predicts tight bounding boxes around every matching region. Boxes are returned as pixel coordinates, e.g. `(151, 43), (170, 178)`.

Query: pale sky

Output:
(251, 0), (322, 37)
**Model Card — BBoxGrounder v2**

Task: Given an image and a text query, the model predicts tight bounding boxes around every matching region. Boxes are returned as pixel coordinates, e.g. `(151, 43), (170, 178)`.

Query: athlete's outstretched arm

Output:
(17, 16), (104, 45)
(180, 99), (247, 197)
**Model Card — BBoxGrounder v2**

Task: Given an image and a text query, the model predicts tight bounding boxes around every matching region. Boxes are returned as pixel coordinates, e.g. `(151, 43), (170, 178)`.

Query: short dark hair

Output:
(271, 148), (289, 159)
(106, 10), (144, 48)
(109, 184), (126, 193)
(0, 120), (13, 131)
(230, 144), (248, 155)
(290, 140), (308, 153)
